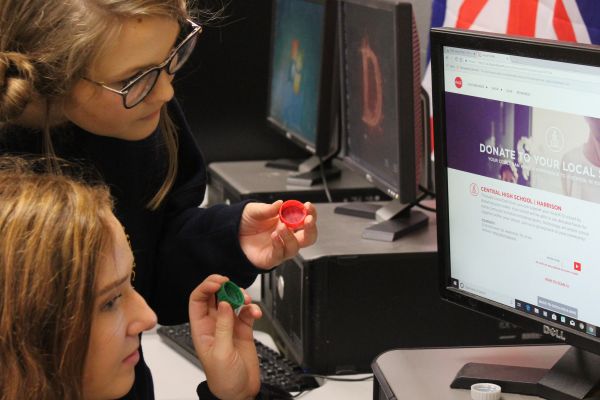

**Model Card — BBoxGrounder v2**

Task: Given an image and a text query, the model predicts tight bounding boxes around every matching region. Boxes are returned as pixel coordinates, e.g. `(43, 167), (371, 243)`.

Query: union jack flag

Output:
(423, 0), (600, 156)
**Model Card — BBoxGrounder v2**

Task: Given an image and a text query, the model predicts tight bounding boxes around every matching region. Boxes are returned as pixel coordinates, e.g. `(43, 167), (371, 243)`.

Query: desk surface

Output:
(372, 345), (570, 400)
(296, 201), (437, 260)
(142, 327), (373, 400)
(208, 159), (381, 193)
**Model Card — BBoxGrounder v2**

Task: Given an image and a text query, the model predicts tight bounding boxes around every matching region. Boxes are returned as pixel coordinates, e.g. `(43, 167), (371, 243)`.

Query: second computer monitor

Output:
(336, 0), (425, 241)
(339, 0), (421, 202)
(267, 0), (338, 177)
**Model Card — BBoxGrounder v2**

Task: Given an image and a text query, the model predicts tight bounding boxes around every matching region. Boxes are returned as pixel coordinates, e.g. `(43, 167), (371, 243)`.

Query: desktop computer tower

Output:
(260, 202), (554, 374)
(207, 159), (387, 205)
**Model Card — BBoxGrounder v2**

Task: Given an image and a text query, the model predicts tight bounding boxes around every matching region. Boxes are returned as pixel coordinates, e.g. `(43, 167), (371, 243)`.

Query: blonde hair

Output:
(0, 157), (114, 400)
(0, 0), (192, 209)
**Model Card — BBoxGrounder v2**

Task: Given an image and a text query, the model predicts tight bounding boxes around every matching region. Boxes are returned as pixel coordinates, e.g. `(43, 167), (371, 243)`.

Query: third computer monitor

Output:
(267, 0), (339, 184)
(432, 28), (600, 399)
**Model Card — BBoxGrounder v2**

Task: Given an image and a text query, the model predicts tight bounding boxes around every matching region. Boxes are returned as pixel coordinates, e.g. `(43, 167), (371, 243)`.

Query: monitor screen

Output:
(339, 0), (421, 203)
(267, 0), (337, 157)
(432, 28), (600, 398)
(333, 0), (426, 242)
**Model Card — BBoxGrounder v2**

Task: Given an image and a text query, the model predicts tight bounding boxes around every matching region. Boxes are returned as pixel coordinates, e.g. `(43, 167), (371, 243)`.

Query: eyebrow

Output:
(117, 63), (156, 81)
(97, 273), (131, 298)
(114, 31), (181, 80)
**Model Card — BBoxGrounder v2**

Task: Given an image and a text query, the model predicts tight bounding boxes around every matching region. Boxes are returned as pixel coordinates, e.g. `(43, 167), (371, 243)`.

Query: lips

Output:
(123, 347), (140, 364)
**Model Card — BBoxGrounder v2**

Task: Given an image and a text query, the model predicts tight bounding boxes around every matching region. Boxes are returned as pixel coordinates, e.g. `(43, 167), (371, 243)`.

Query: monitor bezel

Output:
(266, 0), (339, 158)
(431, 27), (600, 355)
(338, 0), (419, 203)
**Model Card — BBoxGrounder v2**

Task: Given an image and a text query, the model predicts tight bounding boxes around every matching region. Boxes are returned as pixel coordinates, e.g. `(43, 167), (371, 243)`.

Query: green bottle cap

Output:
(217, 281), (245, 314)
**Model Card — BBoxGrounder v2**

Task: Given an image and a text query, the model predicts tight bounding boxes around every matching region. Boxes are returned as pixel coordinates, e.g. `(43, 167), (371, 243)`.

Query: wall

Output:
(175, 0), (433, 164)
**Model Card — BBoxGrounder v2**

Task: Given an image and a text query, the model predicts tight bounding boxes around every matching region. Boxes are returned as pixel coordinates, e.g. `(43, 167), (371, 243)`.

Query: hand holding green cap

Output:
(217, 281), (245, 315)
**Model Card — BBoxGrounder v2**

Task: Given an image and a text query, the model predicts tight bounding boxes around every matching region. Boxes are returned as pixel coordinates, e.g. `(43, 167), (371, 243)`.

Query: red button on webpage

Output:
(455, 76), (463, 88)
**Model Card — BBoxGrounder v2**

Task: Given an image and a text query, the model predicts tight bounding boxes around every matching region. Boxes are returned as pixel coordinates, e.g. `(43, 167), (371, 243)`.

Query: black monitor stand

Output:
(334, 199), (428, 241)
(451, 346), (600, 400)
(265, 155), (341, 187)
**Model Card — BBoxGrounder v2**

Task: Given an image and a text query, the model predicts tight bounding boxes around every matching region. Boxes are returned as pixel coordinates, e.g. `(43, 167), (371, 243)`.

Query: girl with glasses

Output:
(0, 158), (263, 400)
(0, 0), (317, 398)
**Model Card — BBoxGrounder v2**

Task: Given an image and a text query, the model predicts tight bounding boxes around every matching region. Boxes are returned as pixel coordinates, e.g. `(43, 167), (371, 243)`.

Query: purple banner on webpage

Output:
(445, 92), (600, 204)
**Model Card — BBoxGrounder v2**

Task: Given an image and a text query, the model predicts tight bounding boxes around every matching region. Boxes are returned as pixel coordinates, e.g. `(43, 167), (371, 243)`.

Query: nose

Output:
(127, 291), (158, 336)
(146, 69), (174, 105)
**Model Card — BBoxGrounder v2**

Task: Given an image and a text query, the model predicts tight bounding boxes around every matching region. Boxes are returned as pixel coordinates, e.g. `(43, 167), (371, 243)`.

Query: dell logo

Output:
(543, 325), (566, 341)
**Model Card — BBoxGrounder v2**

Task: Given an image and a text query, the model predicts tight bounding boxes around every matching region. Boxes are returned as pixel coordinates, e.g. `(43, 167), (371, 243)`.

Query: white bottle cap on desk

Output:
(470, 383), (501, 400)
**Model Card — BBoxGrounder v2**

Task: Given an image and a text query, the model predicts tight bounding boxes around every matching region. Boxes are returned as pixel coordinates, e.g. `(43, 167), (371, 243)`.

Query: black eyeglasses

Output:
(84, 19), (202, 109)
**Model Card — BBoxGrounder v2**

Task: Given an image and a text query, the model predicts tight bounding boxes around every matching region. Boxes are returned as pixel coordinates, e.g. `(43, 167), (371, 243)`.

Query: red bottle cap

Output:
(279, 200), (307, 229)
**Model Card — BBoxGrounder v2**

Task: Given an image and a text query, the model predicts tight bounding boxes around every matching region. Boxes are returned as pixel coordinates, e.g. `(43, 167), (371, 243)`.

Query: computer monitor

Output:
(266, 0), (339, 186)
(432, 27), (600, 399)
(334, 0), (427, 242)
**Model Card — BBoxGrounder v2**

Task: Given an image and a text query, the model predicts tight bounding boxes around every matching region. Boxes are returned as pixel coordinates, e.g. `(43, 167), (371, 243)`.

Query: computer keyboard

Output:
(157, 323), (320, 393)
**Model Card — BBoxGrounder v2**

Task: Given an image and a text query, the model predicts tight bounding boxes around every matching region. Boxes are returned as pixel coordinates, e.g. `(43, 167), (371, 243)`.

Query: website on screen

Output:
(444, 46), (600, 336)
